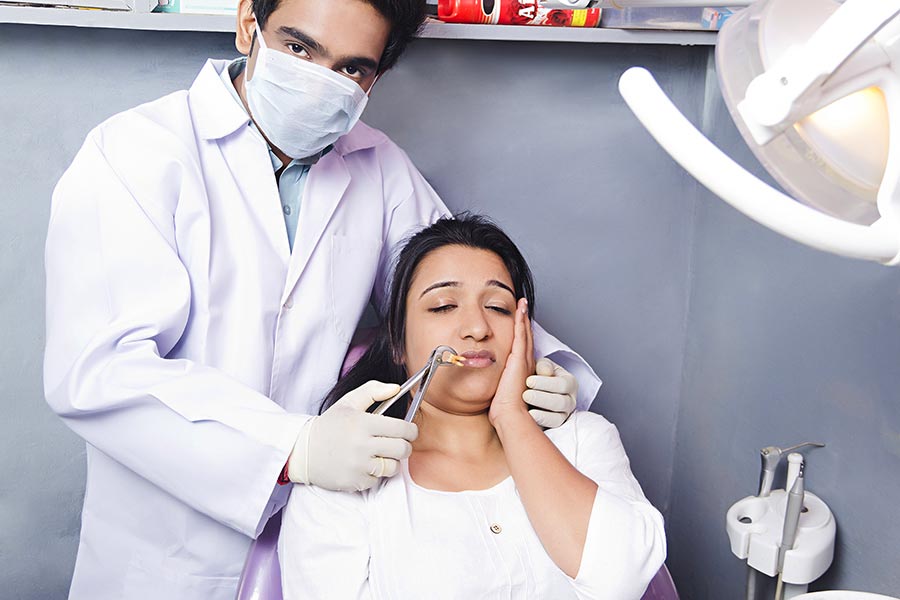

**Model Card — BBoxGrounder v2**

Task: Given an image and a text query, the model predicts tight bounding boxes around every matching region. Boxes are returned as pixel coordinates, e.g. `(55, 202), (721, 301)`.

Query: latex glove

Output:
(288, 381), (418, 492)
(524, 358), (577, 429)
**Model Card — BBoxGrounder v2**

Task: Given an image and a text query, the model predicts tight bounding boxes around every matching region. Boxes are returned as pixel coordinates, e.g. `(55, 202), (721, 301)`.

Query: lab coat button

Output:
(283, 297), (294, 310)
(490, 524), (502, 534)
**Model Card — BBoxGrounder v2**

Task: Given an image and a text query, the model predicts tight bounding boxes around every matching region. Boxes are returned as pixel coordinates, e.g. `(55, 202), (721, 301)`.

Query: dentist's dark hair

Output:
(251, 0), (427, 72)
(320, 213), (536, 416)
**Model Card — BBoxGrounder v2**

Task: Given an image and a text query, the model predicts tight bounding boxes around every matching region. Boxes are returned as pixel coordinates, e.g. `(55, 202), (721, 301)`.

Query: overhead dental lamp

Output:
(615, 0), (900, 265)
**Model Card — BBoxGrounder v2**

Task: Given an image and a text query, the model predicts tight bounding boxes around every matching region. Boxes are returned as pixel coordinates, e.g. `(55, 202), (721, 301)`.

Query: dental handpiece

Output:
(778, 462), (805, 572)
(751, 443), (820, 600)
(758, 442), (824, 497)
(774, 462), (805, 600)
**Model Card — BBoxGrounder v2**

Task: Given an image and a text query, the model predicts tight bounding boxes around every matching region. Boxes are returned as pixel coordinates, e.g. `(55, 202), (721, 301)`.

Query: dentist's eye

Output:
(428, 305), (456, 313)
(340, 65), (366, 81)
(287, 43), (310, 57)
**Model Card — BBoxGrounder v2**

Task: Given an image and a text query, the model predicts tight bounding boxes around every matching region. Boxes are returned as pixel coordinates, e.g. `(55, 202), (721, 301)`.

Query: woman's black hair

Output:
(320, 213), (536, 416)
(251, 0), (427, 73)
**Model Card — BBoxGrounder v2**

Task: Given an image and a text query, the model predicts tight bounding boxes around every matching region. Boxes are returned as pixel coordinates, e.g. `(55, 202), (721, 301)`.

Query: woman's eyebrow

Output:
(419, 280), (514, 299)
(419, 281), (458, 298)
(487, 280), (515, 296)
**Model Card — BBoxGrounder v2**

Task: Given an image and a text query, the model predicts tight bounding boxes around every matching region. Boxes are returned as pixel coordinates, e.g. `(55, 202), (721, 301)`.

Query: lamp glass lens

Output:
(716, 0), (887, 225)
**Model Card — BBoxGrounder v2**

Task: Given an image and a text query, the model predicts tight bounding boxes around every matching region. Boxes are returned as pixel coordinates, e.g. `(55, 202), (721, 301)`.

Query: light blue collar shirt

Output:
(220, 57), (331, 251)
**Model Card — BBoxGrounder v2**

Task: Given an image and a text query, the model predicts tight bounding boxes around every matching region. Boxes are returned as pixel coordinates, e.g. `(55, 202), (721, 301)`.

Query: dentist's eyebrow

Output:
(277, 26), (327, 56)
(420, 281), (458, 298)
(276, 26), (379, 72)
(339, 55), (380, 73)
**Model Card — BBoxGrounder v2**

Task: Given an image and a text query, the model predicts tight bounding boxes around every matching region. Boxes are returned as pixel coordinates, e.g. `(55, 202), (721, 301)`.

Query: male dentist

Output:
(44, 0), (601, 598)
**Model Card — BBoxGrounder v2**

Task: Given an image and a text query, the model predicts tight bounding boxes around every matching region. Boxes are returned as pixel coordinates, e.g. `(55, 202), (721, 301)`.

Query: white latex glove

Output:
(524, 357), (577, 429)
(288, 381), (418, 492)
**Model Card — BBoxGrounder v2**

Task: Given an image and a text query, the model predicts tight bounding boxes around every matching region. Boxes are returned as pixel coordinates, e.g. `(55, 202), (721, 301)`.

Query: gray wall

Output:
(666, 66), (900, 599)
(0, 22), (897, 599)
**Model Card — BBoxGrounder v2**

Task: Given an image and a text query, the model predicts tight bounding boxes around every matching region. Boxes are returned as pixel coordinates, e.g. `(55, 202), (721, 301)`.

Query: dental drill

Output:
(775, 460), (805, 600)
(758, 442), (824, 497)
(745, 441), (825, 600)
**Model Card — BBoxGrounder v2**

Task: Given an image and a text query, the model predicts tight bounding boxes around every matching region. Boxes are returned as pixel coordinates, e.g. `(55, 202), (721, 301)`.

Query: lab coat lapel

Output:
(221, 132), (292, 270)
(281, 152), (350, 305)
(189, 59), (291, 270)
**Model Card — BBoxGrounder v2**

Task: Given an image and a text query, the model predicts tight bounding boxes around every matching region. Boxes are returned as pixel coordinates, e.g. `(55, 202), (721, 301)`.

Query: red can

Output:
(438, 0), (601, 27)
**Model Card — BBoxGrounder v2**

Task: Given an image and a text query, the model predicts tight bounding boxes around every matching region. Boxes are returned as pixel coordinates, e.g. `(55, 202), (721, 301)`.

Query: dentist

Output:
(44, 0), (600, 598)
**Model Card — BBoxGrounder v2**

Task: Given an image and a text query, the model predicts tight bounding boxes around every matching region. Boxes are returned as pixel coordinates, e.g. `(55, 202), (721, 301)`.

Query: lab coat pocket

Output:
(330, 234), (382, 343)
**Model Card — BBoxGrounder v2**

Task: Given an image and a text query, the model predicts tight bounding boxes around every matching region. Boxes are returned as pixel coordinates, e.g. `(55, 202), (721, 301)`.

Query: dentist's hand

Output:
(525, 358), (577, 429)
(288, 381), (418, 492)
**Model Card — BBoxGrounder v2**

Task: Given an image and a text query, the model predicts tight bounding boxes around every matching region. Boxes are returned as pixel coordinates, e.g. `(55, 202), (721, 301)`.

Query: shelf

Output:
(0, 5), (234, 30)
(419, 21), (716, 45)
(0, 6), (718, 44)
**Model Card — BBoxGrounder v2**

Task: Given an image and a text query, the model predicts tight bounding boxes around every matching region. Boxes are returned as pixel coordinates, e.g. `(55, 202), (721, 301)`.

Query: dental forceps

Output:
(372, 345), (464, 422)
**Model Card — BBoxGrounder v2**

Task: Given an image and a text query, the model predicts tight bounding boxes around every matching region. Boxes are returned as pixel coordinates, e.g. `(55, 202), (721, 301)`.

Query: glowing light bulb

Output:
(794, 86), (889, 195)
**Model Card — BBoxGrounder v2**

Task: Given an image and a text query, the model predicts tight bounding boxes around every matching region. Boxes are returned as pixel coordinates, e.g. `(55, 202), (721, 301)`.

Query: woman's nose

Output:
(458, 306), (491, 341)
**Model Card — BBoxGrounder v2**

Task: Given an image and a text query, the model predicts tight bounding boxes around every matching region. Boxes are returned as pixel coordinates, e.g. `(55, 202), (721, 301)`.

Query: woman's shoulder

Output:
(550, 410), (617, 436)
(544, 410), (618, 458)
(571, 409), (615, 428)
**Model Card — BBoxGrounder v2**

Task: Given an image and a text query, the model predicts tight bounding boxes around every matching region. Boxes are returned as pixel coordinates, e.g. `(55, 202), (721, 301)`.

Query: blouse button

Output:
(490, 524), (502, 534)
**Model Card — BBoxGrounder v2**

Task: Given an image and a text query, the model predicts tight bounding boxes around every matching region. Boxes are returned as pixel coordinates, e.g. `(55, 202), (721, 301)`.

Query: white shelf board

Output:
(0, 5), (235, 30)
(0, 6), (718, 45)
(419, 21), (716, 45)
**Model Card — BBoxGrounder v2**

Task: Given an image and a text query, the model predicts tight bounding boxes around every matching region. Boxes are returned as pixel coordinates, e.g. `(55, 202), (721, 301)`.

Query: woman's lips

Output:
(460, 350), (495, 368)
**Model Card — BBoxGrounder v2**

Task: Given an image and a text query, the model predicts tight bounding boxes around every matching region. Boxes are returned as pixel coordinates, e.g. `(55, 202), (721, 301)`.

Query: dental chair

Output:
(236, 335), (680, 600)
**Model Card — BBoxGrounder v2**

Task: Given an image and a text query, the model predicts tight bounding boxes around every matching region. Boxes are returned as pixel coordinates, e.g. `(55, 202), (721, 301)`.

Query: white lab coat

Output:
(44, 59), (602, 600)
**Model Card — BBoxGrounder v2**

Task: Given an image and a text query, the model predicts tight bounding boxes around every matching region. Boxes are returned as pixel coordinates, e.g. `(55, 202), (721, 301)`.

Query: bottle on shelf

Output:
(437, 0), (601, 28)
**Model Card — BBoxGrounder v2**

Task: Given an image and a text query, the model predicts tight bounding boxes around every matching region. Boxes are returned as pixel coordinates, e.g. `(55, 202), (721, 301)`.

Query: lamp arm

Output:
(739, 0), (900, 143)
(618, 67), (900, 264)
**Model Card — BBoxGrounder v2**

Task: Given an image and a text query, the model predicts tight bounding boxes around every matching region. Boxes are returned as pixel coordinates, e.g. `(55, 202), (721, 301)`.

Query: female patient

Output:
(279, 215), (665, 599)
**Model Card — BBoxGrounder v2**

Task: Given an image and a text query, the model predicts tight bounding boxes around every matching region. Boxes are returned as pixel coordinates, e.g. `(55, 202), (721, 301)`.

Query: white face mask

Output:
(245, 22), (370, 159)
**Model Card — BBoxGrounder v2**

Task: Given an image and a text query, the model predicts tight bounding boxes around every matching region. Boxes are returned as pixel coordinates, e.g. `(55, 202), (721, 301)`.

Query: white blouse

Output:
(279, 411), (666, 600)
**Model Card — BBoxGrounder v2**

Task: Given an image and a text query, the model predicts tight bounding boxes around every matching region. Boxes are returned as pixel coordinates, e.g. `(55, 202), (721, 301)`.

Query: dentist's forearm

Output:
(493, 407), (597, 578)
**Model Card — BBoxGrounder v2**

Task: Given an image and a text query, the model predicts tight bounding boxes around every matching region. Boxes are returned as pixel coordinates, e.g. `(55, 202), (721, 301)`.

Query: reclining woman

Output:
(279, 215), (666, 599)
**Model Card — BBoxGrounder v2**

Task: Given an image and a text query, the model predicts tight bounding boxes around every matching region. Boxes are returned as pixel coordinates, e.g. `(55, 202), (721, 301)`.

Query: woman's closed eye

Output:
(428, 304), (456, 313)
(427, 304), (513, 315)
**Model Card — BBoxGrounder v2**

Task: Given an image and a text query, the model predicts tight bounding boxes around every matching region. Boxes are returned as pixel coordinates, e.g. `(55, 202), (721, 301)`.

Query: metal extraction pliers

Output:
(372, 345), (465, 421)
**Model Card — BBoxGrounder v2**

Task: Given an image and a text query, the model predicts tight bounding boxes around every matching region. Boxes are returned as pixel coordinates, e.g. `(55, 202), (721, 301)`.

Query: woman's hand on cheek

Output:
(489, 299), (535, 426)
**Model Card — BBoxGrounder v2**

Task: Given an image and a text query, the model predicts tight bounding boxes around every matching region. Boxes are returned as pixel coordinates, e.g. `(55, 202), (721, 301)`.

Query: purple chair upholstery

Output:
(643, 564), (680, 600)
(235, 335), (679, 600)
(236, 510), (284, 600)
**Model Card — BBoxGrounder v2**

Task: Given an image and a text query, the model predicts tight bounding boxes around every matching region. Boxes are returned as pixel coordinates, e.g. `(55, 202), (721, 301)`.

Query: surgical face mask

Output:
(245, 22), (370, 159)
